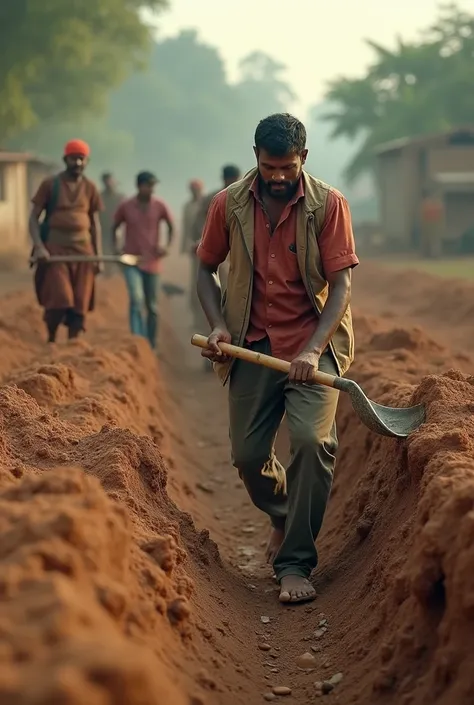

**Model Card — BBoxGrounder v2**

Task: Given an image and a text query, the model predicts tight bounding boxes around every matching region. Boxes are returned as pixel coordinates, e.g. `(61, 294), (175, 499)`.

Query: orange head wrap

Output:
(64, 139), (90, 157)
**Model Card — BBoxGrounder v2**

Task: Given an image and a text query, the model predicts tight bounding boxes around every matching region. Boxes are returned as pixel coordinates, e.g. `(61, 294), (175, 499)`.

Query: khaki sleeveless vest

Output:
(214, 167), (354, 384)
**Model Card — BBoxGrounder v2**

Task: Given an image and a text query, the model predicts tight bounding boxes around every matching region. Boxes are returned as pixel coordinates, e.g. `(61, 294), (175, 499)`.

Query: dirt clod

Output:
(296, 652), (317, 670)
(271, 686), (292, 696)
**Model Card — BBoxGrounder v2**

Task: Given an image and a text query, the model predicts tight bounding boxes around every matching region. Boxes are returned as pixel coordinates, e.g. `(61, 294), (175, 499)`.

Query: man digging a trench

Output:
(196, 113), (359, 604)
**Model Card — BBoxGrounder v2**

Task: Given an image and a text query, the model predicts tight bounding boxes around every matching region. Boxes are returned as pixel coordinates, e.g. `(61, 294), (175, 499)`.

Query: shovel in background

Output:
(29, 253), (141, 267)
(28, 254), (186, 298)
(191, 334), (425, 439)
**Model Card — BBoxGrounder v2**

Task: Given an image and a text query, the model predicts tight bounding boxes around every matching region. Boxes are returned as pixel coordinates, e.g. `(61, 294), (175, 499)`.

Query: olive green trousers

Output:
(228, 337), (339, 580)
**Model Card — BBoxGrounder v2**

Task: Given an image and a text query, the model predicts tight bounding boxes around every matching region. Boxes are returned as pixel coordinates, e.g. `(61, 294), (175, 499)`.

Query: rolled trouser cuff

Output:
(275, 567), (311, 581)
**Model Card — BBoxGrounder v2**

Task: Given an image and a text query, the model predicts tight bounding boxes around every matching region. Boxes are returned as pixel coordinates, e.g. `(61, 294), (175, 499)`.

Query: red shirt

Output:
(114, 196), (173, 274)
(420, 198), (444, 224)
(197, 177), (359, 361)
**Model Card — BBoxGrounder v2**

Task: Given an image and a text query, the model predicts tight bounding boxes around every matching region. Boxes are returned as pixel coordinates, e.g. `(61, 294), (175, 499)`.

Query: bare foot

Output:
(279, 575), (316, 604)
(265, 527), (284, 564)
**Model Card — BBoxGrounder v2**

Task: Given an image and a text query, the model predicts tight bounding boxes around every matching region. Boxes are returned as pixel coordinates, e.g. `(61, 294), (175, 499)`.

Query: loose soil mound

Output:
(0, 271), (473, 705)
(0, 336), (201, 704)
(316, 313), (474, 704)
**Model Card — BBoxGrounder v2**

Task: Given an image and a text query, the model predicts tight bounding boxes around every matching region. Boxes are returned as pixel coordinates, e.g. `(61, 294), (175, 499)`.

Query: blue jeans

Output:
(122, 266), (160, 349)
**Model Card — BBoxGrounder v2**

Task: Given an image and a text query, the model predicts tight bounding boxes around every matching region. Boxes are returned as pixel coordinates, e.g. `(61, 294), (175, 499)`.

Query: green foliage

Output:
(322, 3), (474, 183)
(0, 0), (166, 141)
(12, 30), (296, 207)
(104, 33), (296, 196)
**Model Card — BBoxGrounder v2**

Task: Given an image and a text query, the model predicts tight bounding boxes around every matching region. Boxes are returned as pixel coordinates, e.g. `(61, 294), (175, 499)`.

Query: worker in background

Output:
(192, 165), (241, 294)
(181, 179), (205, 332)
(29, 139), (103, 343)
(99, 172), (125, 277)
(420, 186), (444, 259)
(112, 171), (174, 352)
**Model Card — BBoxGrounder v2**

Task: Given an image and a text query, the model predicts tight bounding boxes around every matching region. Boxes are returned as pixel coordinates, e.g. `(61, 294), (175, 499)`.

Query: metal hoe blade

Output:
(338, 378), (425, 438)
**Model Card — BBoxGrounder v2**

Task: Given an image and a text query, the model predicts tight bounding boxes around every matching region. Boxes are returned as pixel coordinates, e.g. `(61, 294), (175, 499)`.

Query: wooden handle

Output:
(191, 334), (338, 388)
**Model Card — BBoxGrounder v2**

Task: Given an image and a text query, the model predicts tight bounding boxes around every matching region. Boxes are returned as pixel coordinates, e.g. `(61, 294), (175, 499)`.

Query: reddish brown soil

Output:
(0, 260), (473, 705)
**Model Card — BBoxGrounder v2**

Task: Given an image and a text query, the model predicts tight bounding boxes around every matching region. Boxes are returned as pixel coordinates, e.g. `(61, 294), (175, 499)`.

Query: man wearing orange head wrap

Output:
(181, 178), (205, 332)
(29, 139), (103, 343)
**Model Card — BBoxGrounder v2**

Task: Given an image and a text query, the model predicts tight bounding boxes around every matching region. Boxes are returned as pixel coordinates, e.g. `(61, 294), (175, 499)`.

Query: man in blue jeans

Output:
(112, 171), (174, 350)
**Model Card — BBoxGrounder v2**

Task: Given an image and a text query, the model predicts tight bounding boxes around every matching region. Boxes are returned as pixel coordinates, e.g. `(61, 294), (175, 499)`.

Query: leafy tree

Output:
(8, 30), (296, 208)
(0, 0), (167, 141)
(322, 3), (474, 183)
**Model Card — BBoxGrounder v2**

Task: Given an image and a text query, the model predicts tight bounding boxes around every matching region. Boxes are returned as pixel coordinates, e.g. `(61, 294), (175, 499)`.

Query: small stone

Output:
(242, 526), (255, 534)
(314, 681), (323, 691)
(247, 584), (257, 591)
(314, 629), (325, 639)
(322, 681), (335, 694)
(261, 616), (271, 624)
(263, 695), (276, 702)
(196, 482), (214, 494)
(272, 686), (292, 696)
(319, 619), (328, 627)
(296, 652), (317, 670)
(258, 643), (272, 651)
(238, 546), (256, 557)
(311, 645), (322, 653)
(270, 668), (279, 673)
(328, 672), (343, 686)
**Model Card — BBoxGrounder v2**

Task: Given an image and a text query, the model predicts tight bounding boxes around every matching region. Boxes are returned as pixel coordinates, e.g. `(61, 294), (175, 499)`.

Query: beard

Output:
(259, 174), (300, 201)
(67, 165), (84, 178)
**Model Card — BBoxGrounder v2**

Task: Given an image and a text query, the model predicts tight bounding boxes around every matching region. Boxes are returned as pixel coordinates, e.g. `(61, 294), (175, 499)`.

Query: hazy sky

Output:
(158, 0), (474, 116)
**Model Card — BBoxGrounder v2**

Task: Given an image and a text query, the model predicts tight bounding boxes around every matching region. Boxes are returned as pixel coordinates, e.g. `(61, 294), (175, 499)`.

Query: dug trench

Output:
(0, 264), (473, 705)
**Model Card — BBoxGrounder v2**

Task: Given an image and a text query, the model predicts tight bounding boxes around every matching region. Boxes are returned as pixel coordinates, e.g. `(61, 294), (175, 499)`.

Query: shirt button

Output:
(268, 302), (273, 307)
(268, 280), (273, 284)
(266, 224), (270, 229)
(270, 253), (275, 258)
(268, 324), (272, 328)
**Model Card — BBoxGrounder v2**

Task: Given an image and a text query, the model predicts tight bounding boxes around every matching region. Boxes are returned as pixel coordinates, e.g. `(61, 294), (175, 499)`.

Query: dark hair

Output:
(101, 172), (112, 182)
(255, 113), (306, 156)
(222, 164), (241, 181)
(136, 171), (158, 186)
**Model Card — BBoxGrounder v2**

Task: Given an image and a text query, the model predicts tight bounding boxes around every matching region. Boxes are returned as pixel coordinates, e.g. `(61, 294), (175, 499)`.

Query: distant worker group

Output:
(30, 143), (181, 351)
(29, 139), (239, 354)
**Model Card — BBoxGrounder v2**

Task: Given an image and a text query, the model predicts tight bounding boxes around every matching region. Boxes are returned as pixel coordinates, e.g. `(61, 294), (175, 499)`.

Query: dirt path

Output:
(0, 260), (473, 704)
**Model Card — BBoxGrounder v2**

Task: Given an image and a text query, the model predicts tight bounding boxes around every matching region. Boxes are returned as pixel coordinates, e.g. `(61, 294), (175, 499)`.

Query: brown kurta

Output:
(34, 238), (95, 314)
(32, 174), (102, 317)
